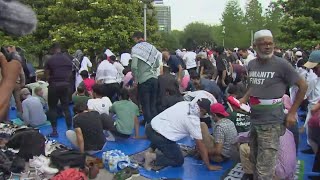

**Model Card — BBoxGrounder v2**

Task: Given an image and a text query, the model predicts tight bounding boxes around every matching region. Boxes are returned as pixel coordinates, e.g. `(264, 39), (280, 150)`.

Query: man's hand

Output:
(286, 112), (297, 127)
(239, 97), (247, 104)
(222, 81), (227, 87)
(207, 165), (222, 171)
(0, 53), (21, 83)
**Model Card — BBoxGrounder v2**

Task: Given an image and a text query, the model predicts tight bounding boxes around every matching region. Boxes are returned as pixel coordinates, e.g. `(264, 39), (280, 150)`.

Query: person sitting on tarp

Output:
(200, 103), (238, 162)
(101, 88), (141, 139)
(66, 102), (106, 153)
(19, 88), (47, 127)
(144, 98), (221, 171)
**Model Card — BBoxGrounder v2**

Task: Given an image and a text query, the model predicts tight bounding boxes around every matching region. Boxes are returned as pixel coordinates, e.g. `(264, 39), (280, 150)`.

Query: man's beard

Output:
(257, 50), (274, 60)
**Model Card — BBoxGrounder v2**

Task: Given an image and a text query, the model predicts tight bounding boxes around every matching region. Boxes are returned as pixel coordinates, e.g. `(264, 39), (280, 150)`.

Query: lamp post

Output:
(141, 0), (153, 41)
(222, 26), (225, 47)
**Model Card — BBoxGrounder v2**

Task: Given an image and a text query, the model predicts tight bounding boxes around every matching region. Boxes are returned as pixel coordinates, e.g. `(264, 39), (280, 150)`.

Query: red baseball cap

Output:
(210, 103), (229, 117)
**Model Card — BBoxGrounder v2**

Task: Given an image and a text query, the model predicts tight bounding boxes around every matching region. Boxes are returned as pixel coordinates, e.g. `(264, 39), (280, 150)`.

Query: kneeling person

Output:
(201, 103), (238, 162)
(144, 99), (221, 171)
(66, 102), (106, 153)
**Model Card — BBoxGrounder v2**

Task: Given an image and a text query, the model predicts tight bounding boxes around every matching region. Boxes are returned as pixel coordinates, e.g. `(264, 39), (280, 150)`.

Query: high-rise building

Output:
(154, 4), (171, 33)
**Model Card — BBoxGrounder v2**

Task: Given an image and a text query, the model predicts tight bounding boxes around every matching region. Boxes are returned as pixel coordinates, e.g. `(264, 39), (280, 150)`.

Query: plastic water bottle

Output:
(109, 157), (118, 173)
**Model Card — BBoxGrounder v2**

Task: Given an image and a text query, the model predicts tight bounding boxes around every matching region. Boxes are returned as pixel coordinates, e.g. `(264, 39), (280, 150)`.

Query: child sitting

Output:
(79, 70), (95, 95)
(72, 86), (91, 107)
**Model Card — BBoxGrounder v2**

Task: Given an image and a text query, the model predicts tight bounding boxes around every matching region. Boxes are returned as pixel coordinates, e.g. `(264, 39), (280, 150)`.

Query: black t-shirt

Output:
(199, 58), (214, 74)
(45, 53), (73, 86)
(74, 111), (106, 151)
(167, 55), (184, 73)
(158, 74), (179, 98)
(216, 54), (231, 78)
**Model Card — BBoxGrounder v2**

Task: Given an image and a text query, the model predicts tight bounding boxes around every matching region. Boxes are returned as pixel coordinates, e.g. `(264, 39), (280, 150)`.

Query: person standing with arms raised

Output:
(240, 30), (307, 179)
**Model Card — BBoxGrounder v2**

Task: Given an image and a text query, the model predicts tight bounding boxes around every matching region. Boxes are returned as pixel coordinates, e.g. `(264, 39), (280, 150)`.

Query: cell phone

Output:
(0, 46), (13, 62)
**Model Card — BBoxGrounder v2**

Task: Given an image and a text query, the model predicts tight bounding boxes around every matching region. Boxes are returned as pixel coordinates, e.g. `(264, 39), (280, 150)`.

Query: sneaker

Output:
(144, 152), (156, 171)
(37, 155), (50, 165)
(36, 166), (59, 175)
(29, 158), (43, 168)
(113, 167), (132, 180)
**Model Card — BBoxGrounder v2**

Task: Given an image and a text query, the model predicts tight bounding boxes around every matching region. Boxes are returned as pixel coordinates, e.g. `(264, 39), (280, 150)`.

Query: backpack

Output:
(50, 149), (86, 170)
(6, 128), (45, 160)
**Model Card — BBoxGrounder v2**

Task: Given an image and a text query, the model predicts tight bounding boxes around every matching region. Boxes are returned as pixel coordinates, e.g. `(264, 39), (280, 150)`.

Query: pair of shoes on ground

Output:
(113, 167), (139, 180)
(29, 155), (59, 175)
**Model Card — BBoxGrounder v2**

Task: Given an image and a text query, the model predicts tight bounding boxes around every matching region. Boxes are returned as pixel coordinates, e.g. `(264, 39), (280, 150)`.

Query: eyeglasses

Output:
(256, 42), (274, 47)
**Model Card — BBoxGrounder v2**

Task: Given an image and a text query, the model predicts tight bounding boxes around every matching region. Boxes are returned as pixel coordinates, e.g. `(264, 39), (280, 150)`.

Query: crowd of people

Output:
(1, 29), (320, 180)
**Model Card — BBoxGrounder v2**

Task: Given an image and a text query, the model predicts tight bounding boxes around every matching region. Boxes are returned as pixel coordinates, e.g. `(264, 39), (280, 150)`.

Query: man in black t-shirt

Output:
(215, 47), (233, 92)
(197, 53), (215, 79)
(66, 103), (106, 153)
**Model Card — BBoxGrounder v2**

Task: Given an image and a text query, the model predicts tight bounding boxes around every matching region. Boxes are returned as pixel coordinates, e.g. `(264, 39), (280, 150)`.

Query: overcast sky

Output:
(163, 0), (272, 30)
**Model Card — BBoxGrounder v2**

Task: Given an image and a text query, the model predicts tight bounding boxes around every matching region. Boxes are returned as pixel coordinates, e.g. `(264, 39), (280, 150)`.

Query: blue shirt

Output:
(167, 55), (183, 73)
(200, 78), (223, 103)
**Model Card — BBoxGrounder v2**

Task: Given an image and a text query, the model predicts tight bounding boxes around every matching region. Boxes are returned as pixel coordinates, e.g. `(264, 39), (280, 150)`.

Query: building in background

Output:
(153, 1), (171, 33)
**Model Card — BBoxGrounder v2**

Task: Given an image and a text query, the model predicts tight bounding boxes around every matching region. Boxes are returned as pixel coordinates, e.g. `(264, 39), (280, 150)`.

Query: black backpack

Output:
(6, 128), (45, 160)
(50, 149), (86, 170)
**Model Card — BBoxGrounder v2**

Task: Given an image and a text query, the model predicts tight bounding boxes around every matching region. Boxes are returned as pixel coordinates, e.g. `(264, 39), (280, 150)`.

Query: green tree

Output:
(181, 22), (215, 50)
(221, 0), (247, 48)
(244, 0), (265, 34)
(0, 0), (159, 67)
(211, 25), (223, 46)
(278, 0), (320, 49)
(264, 2), (283, 44)
(158, 32), (181, 52)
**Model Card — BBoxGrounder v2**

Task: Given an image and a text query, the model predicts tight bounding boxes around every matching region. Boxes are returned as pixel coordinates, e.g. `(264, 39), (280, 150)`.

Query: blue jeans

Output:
(138, 78), (158, 123)
(145, 124), (184, 167)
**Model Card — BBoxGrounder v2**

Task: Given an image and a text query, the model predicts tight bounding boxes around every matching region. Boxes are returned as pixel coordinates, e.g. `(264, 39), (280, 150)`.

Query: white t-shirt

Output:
(151, 101), (203, 142)
(96, 60), (118, 84)
(113, 62), (125, 83)
(79, 56), (92, 72)
(243, 53), (256, 67)
(183, 51), (197, 69)
(87, 97), (112, 115)
(120, 53), (131, 67)
(183, 90), (217, 104)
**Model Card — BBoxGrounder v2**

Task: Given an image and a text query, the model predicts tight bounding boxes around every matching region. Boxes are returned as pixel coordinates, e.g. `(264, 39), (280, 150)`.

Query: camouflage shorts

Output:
(249, 123), (285, 180)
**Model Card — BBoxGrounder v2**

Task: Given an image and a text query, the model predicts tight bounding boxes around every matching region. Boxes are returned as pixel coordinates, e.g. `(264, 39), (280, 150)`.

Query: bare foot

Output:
(144, 152), (156, 171)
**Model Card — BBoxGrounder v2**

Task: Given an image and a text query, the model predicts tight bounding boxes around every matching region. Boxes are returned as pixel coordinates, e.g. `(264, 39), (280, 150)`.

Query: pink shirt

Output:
(123, 72), (133, 87)
(83, 78), (95, 92)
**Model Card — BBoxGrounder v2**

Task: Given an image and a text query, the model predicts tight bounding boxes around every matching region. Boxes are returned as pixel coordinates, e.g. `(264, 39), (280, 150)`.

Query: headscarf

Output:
(74, 50), (84, 62)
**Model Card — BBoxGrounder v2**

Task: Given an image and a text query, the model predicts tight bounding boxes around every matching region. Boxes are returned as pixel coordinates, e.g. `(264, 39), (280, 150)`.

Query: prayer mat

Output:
(221, 160), (304, 180)
(130, 144), (195, 171)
